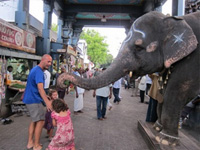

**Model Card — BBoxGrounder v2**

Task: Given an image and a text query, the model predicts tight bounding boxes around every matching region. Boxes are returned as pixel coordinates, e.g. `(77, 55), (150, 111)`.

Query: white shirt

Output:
(77, 87), (85, 94)
(146, 75), (152, 84)
(7, 71), (13, 80)
(138, 76), (146, 91)
(96, 84), (112, 97)
(75, 71), (85, 94)
(113, 78), (121, 89)
(44, 70), (51, 89)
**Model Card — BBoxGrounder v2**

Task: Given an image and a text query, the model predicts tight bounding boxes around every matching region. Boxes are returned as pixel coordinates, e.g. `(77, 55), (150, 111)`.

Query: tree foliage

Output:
(80, 29), (113, 67)
(101, 54), (114, 68)
(51, 23), (58, 32)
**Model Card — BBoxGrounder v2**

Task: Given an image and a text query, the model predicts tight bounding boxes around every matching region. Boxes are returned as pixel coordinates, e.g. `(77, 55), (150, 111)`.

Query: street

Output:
(0, 87), (150, 150)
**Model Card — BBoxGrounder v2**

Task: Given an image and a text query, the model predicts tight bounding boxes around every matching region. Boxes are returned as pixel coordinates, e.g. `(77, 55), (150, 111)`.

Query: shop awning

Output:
(0, 47), (41, 60)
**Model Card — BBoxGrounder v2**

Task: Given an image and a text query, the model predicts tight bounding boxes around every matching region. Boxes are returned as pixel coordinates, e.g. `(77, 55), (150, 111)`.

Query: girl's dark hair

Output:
(52, 98), (69, 113)
(48, 89), (57, 97)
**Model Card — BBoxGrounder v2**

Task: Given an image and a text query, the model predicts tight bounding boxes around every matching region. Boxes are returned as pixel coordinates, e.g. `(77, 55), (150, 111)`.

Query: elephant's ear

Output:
(163, 17), (198, 68)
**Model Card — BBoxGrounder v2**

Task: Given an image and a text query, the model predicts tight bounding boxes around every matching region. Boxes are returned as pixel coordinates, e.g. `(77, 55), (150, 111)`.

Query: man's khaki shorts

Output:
(26, 103), (45, 122)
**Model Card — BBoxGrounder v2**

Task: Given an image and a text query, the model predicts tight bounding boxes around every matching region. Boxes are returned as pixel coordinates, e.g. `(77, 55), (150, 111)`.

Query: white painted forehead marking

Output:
(120, 31), (133, 49)
(124, 31), (133, 43)
(120, 18), (145, 49)
(132, 19), (146, 38)
(172, 32), (184, 45)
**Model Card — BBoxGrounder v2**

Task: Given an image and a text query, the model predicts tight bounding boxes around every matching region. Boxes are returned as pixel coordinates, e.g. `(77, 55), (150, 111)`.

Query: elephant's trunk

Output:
(57, 47), (135, 90)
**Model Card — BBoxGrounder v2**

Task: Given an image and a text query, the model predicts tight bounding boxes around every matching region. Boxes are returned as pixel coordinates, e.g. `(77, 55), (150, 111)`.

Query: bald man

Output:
(23, 54), (52, 150)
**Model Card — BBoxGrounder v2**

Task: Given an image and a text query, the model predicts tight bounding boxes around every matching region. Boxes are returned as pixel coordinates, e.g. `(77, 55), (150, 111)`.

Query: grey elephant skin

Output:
(57, 11), (200, 146)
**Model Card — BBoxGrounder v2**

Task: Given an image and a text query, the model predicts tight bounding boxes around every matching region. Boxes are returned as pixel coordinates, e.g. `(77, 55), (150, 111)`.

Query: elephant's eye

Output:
(135, 45), (144, 51)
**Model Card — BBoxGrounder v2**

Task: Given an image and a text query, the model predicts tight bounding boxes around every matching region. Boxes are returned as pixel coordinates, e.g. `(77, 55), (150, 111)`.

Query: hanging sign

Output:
(0, 18), (36, 53)
(67, 45), (77, 56)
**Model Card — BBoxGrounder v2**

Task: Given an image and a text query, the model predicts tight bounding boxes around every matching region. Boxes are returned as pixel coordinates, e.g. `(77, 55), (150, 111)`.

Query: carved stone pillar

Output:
(57, 18), (63, 43)
(42, 1), (53, 54)
(63, 21), (74, 44)
(69, 27), (83, 46)
(15, 0), (29, 30)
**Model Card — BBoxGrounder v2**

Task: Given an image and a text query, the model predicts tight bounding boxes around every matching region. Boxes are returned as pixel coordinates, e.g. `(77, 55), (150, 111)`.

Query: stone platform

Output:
(138, 120), (200, 150)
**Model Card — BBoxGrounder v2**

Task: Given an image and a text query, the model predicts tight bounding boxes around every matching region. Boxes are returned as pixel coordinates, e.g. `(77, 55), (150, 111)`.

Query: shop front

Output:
(0, 18), (41, 117)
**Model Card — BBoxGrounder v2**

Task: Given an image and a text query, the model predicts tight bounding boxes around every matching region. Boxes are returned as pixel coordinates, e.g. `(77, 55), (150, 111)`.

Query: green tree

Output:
(51, 23), (58, 32)
(80, 29), (110, 67)
(101, 54), (114, 68)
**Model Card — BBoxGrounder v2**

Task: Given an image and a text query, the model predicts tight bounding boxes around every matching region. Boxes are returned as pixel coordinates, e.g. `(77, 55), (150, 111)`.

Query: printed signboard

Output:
(0, 18), (36, 53)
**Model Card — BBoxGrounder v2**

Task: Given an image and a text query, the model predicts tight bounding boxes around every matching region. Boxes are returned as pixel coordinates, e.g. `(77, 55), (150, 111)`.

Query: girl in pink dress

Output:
(47, 99), (75, 150)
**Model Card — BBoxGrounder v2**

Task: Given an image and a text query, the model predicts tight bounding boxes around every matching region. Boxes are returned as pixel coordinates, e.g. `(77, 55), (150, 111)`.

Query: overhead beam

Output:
(63, 4), (143, 15)
(73, 19), (131, 28)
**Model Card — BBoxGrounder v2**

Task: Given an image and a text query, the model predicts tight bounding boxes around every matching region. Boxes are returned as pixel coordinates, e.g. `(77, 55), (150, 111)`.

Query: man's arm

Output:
(38, 83), (52, 111)
(109, 87), (112, 99)
(52, 118), (57, 127)
(93, 90), (96, 97)
(75, 86), (79, 98)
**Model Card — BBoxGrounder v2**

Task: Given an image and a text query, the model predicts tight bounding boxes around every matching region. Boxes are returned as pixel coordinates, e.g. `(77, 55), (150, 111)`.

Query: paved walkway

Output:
(0, 87), (150, 150)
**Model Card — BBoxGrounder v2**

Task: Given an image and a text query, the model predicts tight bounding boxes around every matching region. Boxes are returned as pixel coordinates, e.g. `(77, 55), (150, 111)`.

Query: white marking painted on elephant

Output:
(123, 31), (133, 43)
(120, 31), (133, 49)
(133, 23), (146, 38)
(172, 32), (185, 45)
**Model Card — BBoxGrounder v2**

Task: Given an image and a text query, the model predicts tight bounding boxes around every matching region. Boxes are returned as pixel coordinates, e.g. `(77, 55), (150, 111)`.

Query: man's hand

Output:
(37, 83), (52, 111)
(66, 90), (69, 95)
(93, 90), (96, 97)
(76, 93), (79, 98)
(46, 100), (52, 111)
(109, 94), (112, 99)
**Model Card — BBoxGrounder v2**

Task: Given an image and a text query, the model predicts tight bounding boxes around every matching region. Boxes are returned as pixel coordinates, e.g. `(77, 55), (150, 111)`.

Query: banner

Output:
(0, 18), (36, 53)
(67, 45), (77, 56)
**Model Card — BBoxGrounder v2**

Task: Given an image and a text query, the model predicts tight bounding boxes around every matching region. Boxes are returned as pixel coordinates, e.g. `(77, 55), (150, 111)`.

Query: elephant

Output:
(57, 11), (200, 146)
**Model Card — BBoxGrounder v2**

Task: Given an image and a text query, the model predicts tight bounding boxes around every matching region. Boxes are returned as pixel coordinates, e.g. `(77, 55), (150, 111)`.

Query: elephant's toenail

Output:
(156, 127), (160, 131)
(161, 139), (169, 145)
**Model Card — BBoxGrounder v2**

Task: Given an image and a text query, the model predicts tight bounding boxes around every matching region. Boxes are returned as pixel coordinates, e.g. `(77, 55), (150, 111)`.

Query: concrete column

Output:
(172, 0), (185, 16)
(155, 5), (162, 12)
(172, 0), (178, 16)
(15, 0), (29, 30)
(178, 0), (185, 16)
(57, 18), (63, 43)
(63, 21), (74, 44)
(42, 2), (52, 54)
(69, 27), (83, 46)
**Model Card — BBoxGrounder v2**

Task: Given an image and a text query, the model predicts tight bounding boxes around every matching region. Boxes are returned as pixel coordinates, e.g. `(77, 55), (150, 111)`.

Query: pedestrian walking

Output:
(145, 73), (163, 122)
(145, 74), (152, 95)
(73, 68), (85, 114)
(57, 67), (68, 99)
(93, 68), (112, 120)
(113, 78), (122, 104)
(138, 76), (146, 103)
(44, 70), (51, 95)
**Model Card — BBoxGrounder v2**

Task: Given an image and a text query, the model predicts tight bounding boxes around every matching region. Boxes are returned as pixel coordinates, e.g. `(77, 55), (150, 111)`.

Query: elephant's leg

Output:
(155, 96), (181, 146)
(153, 102), (163, 132)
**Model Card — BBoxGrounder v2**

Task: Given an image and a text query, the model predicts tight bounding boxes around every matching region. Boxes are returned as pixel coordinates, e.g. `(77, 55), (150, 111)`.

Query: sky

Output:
(29, 0), (172, 58)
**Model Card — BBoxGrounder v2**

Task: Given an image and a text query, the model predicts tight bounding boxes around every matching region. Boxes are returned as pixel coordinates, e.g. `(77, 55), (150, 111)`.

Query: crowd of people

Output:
(20, 52), (199, 150)
(185, 0), (200, 14)
(22, 54), (124, 150)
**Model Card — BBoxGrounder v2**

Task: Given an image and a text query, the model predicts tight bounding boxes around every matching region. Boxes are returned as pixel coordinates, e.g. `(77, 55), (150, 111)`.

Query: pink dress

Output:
(48, 110), (75, 150)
